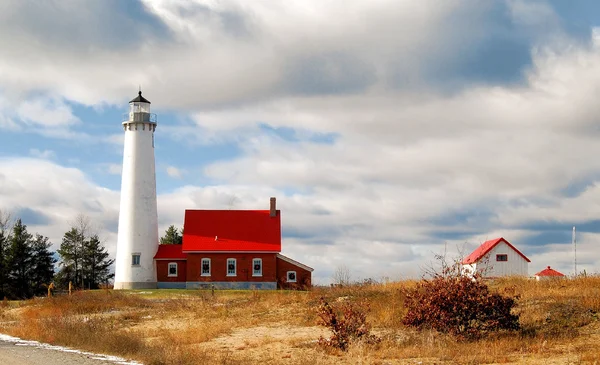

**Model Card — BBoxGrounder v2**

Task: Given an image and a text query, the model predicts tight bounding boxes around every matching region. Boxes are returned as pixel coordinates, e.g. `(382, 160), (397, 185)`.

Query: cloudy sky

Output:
(1, 0), (600, 284)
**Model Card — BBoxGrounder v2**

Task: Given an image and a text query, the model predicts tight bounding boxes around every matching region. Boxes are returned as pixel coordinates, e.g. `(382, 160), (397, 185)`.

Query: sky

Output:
(1, 0), (600, 284)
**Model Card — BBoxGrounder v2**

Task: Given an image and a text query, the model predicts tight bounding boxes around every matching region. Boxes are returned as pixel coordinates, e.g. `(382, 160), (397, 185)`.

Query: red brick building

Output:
(154, 198), (313, 290)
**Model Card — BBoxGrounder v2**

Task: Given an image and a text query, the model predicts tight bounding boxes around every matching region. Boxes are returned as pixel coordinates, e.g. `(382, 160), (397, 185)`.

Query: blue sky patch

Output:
(259, 123), (338, 145)
(15, 207), (52, 226)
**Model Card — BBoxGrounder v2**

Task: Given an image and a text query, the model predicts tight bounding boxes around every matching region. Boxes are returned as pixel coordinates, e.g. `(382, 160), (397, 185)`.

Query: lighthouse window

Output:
(201, 258), (211, 276)
(252, 258), (262, 277)
(168, 262), (178, 277)
(286, 271), (297, 283)
(227, 258), (236, 276)
(132, 254), (141, 266)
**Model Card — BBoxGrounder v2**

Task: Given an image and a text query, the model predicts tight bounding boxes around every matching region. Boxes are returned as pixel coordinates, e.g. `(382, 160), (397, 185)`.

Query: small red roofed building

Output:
(461, 237), (530, 278)
(153, 197), (313, 290)
(534, 266), (565, 281)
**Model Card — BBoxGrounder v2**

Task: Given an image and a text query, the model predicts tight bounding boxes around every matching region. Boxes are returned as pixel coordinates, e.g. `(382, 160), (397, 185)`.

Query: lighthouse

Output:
(114, 91), (159, 289)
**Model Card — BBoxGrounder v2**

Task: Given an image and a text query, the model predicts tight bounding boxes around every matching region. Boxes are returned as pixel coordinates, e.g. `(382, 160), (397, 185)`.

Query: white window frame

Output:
(131, 253), (141, 266)
(286, 271), (297, 283)
(227, 258), (237, 277)
(201, 258), (211, 276)
(168, 262), (178, 277)
(252, 258), (262, 277)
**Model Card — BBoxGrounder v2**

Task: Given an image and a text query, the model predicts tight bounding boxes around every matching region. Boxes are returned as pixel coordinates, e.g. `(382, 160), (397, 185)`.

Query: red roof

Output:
(535, 266), (565, 277)
(153, 244), (187, 260)
(461, 237), (531, 264)
(182, 209), (281, 252)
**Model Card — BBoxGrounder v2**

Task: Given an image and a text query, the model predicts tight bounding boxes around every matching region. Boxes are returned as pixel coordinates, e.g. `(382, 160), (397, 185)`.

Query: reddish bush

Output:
(316, 297), (380, 351)
(402, 275), (520, 340)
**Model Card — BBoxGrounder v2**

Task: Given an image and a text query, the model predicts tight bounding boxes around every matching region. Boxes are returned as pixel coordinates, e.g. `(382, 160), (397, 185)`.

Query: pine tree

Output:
(57, 228), (84, 289)
(160, 225), (183, 244)
(53, 265), (75, 291)
(56, 218), (115, 290)
(6, 219), (34, 299)
(30, 234), (56, 296)
(82, 235), (114, 289)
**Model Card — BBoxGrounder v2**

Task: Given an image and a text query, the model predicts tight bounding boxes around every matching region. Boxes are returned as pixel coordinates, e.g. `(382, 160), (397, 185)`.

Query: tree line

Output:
(0, 210), (113, 299)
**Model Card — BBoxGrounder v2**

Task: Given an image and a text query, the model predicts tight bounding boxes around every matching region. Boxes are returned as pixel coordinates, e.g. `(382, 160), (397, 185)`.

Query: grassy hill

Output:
(0, 277), (599, 364)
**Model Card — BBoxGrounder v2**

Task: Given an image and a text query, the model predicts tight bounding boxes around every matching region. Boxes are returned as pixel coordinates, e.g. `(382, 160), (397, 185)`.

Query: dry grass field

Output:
(0, 277), (599, 364)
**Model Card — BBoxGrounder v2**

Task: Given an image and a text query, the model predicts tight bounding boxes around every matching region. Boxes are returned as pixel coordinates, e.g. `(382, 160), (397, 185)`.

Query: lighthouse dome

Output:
(129, 90), (151, 104)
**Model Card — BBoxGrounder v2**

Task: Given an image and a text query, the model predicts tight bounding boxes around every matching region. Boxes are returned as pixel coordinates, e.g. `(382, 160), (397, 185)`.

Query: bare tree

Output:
(67, 213), (97, 287)
(0, 208), (13, 298)
(70, 213), (96, 239)
(0, 209), (12, 234)
(332, 264), (352, 286)
(227, 195), (239, 210)
(421, 241), (492, 279)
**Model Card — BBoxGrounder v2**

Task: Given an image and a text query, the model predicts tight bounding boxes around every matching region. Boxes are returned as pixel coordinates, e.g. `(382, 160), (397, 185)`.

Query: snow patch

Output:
(0, 333), (143, 365)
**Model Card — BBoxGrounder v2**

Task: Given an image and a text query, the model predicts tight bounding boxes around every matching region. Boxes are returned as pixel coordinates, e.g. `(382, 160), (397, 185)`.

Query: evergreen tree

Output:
(56, 228), (84, 288)
(56, 219), (115, 290)
(30, 234), (56, 296)
(6, 219), (33, 299)
(53, 265), (75, 291)
(160, 225), (183, 244)
(81, 234), (114, 289)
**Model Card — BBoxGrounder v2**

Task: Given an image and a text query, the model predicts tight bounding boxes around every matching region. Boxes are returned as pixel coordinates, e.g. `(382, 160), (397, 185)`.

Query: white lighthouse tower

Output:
(114, 91), (159, 289)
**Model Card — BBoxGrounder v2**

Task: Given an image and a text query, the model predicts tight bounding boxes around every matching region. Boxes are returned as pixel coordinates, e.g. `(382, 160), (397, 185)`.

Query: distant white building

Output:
(534, 266), (565, 281)
(462, 237), (530, 278)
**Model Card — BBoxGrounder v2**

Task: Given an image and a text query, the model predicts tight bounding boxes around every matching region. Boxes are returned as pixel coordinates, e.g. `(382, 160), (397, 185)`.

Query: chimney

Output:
(270, 197), (277, 217)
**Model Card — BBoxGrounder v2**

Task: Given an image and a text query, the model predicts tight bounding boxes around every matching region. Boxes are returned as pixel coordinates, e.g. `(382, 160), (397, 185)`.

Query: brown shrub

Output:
(316, 297), (380, 351)
(402, 275), (520, 340)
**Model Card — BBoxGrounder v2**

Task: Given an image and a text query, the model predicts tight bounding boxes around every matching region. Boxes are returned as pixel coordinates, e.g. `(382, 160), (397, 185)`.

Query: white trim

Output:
(226, 258), (236, 277)
(167, 262), (178, 277)
(276, 254), (314, 272)
(155, 258), (187, 261)
(201, 257), (211, 277)
(286, 271), (297, 283)
(252, 258), (262, 277)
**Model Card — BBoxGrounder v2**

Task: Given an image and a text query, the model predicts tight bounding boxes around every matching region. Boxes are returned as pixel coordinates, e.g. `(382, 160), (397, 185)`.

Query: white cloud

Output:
(0, 115), (20, 131)
(103, 133), (125, 146)
(190, 33), (600, 280)
(0, 96), (21, 131)
(16, 97), (79, 127)
(107, 164), (122, 175)
(0, 93), (91, 140)
(0, 158), (120, 255)
(166, 166), (184, 179)
(0, 1), (499, 109)
(29, 148), (56, 160)
(1, 1), (600, 283)
(507, 0), (562, 33)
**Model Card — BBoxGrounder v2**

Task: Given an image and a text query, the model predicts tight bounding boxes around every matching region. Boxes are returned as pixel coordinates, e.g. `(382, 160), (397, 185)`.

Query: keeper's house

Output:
(154, 198), (313, 290)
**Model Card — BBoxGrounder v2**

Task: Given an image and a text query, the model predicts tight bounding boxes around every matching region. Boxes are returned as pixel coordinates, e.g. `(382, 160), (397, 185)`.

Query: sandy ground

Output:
(197, 322), (330, 361)
(0, 336), (140, 365)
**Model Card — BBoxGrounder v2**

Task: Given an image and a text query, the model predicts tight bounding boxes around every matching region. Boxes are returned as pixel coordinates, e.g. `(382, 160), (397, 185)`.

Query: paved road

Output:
(0, 335), (141, 365)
